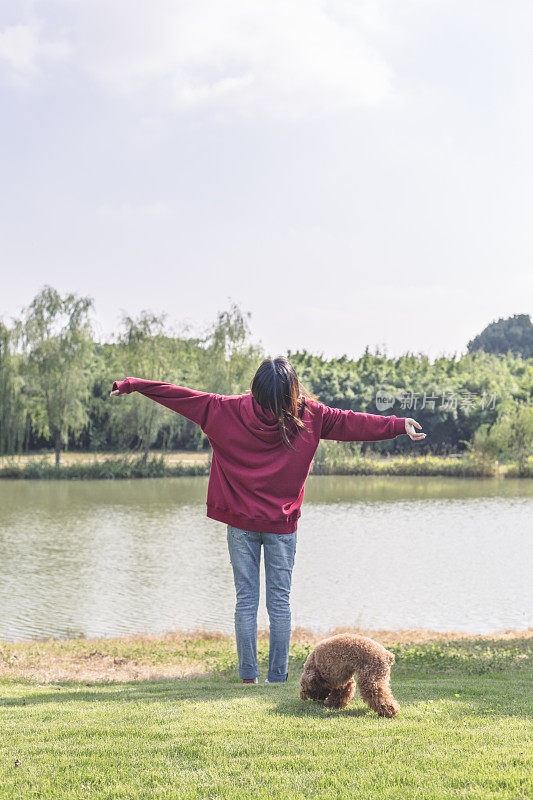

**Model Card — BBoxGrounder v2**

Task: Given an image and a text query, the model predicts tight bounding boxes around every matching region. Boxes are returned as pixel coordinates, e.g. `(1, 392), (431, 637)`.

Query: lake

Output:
(0, 476), (531, 641)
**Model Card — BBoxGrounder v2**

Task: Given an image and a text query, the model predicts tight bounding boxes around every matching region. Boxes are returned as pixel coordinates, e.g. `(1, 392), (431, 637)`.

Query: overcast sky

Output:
(1, 1), (532, 359)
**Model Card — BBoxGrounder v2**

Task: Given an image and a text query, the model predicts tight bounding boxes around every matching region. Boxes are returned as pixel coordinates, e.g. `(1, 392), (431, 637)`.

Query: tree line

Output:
(1, 287), (532, 466)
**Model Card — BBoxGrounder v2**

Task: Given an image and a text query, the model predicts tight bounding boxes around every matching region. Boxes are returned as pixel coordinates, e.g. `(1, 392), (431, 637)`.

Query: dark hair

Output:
(250, 356), (316, 448)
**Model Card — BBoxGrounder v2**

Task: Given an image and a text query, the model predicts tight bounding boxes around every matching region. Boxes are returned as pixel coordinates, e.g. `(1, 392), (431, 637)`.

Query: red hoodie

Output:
(112, 378), (407, 534)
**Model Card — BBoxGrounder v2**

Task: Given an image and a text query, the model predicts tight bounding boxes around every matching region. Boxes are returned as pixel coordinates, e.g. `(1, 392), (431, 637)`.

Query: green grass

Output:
(1, 451), (531, 479)
(312, 453), (533, 478)
(0, 453), (210, 480)
(0, 637), (531, 799)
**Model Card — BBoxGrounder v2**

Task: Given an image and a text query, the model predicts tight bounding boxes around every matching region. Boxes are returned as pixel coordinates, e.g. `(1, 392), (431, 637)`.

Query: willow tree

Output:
(18, 286), (95, 466)
(110, 311), (181, 463)
(0, 321), (28, 454)
(200, 302), (263, 395)
(109, 304), (263, 458)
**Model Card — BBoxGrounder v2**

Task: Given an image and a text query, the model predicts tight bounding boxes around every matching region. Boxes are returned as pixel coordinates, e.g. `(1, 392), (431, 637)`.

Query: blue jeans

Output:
(227, 525), (297, 682)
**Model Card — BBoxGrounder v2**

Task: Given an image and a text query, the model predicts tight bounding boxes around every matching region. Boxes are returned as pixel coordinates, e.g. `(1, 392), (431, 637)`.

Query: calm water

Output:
(0, 476), (531, 641)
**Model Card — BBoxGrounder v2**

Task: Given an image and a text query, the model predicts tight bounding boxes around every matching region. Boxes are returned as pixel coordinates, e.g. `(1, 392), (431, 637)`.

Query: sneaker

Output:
(265, 679), (283, 684)
(241, 678), (258, 685)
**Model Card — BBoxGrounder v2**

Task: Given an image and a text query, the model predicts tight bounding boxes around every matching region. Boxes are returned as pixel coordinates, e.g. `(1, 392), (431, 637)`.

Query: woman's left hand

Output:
(405, 418), (426, 441)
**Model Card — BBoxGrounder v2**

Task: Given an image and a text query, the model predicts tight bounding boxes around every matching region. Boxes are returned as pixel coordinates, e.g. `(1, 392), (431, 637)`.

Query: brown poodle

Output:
(299, 633), (400, 717)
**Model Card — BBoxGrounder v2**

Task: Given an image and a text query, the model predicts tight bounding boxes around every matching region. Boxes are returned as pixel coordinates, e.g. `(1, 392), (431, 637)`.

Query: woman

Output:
(110, 357), (425, 684)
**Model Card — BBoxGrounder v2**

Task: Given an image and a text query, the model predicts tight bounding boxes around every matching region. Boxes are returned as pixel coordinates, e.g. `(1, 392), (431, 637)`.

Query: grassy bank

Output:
(0, 631), (531, 799)
(311, 453), (532, 478)
(1, 451), (531, 479)
(0, 452), (210, 480)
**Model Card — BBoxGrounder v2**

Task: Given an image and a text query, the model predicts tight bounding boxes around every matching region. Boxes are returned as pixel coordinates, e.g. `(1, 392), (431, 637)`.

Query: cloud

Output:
(0, 22), (70, 83)
(1, 1), (394, 117)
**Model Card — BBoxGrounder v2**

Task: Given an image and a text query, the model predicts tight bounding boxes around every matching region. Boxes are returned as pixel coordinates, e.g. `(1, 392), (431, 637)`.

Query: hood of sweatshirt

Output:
(239, 392), (283, 443)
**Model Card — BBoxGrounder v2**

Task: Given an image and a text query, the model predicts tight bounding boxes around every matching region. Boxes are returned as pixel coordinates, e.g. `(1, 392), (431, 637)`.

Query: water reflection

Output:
(0, 476), (531, 640)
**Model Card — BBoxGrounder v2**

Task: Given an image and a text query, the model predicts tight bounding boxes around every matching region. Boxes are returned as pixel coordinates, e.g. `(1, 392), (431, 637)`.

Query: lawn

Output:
(0, 634), (531, 799)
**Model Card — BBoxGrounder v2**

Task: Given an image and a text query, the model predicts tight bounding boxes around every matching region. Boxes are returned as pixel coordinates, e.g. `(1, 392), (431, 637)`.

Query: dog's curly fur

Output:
(299, 633), (400, 717)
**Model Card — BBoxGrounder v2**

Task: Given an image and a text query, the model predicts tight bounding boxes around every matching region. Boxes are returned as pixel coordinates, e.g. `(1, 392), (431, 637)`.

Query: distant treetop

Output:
(467, 314), (533, 358)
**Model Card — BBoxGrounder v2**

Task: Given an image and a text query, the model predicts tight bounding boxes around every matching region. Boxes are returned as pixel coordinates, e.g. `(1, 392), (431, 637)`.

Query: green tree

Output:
(17, 286), (95, 466)
(472, 402), (533, 474)
(200, 302), (264, 395)
(111, 304), (264, 458)
(0, 321), (28, 455)
(467, 314), (533, 357)
(5, 290), (532, 458)
(110, 311), (183, 463)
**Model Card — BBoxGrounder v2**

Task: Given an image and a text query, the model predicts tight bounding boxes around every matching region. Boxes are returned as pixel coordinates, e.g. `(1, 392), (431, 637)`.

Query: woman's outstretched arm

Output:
(320, 404), (426, 442)
(110, 377), (218, 428)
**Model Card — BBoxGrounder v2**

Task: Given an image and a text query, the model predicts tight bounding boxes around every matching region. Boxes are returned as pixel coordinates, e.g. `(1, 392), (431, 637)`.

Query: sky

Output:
(1, 0), (532, 359)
